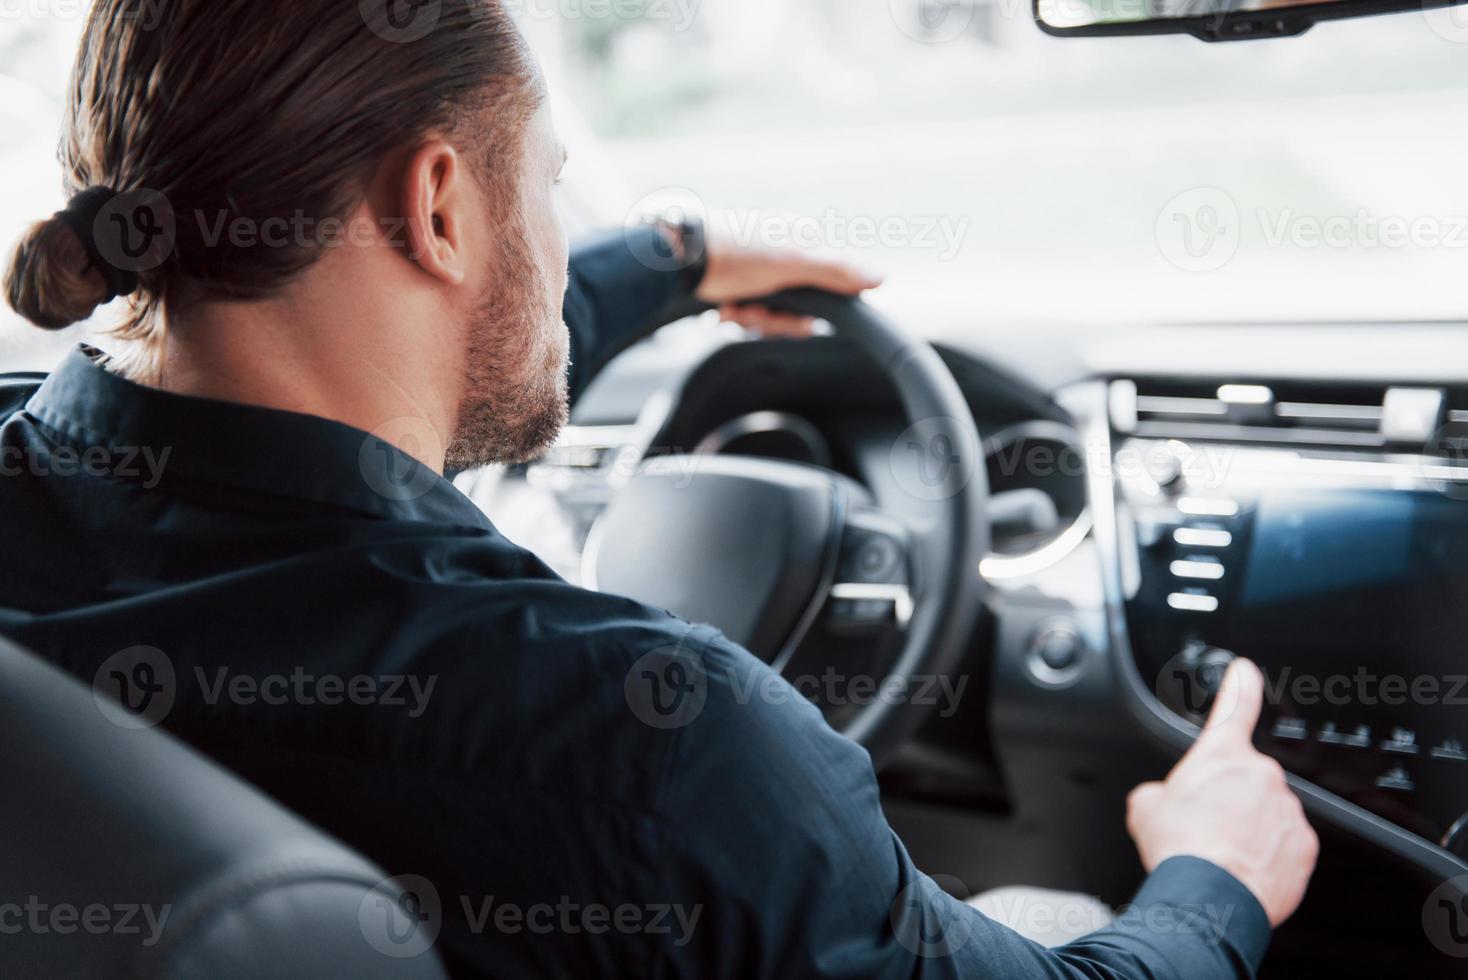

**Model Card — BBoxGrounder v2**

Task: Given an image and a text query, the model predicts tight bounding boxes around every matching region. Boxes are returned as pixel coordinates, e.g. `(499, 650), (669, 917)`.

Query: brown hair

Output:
(3, 0), (539, 355)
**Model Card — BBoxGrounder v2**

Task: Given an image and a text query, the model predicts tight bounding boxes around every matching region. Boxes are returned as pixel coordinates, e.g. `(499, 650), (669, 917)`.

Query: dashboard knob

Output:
(1148, 452), (1184, 490)
(1165, 642), (1236, 717)
(1193, 647), (1237, 703)
(1036, 628), (1083, 672)
(1026, 621), (1087, 685)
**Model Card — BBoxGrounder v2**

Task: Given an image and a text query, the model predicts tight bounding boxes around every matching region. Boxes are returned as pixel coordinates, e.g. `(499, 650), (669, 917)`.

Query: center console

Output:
(1106, 379), (1468, 856)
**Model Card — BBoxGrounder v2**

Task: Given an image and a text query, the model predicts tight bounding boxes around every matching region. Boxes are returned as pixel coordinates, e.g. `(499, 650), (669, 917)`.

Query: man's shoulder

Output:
(0, 373), (45, 417)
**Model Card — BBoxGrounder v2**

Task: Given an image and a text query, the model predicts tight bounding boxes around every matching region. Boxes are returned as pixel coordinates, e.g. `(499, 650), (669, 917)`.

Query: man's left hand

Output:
(694, 233), (883, 338)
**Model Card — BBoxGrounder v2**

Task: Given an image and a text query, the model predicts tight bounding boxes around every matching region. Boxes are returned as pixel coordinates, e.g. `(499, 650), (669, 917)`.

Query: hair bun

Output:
(4, 214), (113, 330)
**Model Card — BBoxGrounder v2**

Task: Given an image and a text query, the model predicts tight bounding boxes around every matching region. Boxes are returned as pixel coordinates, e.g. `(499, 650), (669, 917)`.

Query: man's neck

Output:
(154, 288), (461, 473)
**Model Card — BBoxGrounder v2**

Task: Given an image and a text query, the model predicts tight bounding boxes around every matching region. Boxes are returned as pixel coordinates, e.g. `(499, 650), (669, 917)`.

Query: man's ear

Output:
(400, 139), (469, 287)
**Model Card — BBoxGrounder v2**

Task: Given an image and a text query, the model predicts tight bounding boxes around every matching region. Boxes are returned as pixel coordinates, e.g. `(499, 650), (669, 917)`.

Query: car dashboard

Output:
(459, 314), (1468, 973)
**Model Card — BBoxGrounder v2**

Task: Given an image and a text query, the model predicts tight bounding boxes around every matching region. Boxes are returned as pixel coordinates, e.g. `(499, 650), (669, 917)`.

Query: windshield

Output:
(5, 2), (1468, 369)
(521, 0), (1468, 323)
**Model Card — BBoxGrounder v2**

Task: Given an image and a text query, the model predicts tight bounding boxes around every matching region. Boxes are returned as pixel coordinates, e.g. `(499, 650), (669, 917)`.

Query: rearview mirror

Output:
(1035, 0), (1466, 41)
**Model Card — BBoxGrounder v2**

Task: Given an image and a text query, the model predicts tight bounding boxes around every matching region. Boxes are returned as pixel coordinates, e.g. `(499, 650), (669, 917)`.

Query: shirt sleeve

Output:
(649, 630), (1272, 980)
(563, 225), (685, 402)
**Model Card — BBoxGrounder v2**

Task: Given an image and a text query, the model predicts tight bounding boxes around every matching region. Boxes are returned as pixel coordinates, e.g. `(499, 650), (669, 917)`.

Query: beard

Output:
(444, 224), (570, 471)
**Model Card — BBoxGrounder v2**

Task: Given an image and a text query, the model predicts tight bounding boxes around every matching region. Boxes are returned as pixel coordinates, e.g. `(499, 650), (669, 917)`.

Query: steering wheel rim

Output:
(608, 288), (990, 768)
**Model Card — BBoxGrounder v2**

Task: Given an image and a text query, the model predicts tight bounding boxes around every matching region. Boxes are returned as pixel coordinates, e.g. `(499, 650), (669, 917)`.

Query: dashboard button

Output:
(1272, 717), (1308, 742)
(1167, 592), (1219, 613)
(1376, 765), (1416, 793)
(1178, 497), (1240, 518)
(1170, 558), (1226, 580)
(1381, 728), (1421, 756)
(1174, 527), (1232, 548)
(1319, 722), (1371, 749)
(1026, 621), (1087, 686)
(1036, 629), (1083, 672)
(1430, 738), (1468, 762)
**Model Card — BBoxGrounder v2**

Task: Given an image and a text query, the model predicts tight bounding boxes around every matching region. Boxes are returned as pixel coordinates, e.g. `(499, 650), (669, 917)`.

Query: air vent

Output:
(1111, 379), (1447, 449)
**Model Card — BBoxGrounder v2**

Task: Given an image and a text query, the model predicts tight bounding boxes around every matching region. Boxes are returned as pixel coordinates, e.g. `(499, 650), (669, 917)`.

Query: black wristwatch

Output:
(660, 216), (709, 295)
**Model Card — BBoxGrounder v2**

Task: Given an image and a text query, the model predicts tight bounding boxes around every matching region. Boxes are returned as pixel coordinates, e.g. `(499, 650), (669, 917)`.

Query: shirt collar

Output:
(25, 345), (492, 528)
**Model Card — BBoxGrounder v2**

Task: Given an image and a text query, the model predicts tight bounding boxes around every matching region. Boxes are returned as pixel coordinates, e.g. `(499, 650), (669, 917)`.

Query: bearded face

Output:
(444, 101), (571, 472)
(445, 221), (569, 470)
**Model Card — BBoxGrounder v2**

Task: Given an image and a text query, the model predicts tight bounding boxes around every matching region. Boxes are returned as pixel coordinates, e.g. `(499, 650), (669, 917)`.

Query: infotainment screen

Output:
(1225, 488), (1468, 842)
(1235, 489), (1468, 662)
(1117, 434), (1468, 845)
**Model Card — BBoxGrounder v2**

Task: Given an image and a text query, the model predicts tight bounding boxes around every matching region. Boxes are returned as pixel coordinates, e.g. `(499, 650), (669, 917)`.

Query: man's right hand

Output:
(1126, 658), (1320, 927)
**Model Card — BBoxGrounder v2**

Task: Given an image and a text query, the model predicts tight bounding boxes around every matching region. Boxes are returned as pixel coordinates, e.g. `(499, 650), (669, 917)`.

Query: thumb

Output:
(1200, 658), (1264, 747)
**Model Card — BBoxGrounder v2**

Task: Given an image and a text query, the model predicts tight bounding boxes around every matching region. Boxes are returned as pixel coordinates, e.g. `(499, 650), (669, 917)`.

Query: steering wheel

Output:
(588, 289), (990, 768)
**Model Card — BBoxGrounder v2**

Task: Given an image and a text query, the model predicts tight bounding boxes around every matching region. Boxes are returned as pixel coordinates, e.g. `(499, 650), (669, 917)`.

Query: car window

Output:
(518, 0), (1468, 323)
(6, 3), (1468, 376)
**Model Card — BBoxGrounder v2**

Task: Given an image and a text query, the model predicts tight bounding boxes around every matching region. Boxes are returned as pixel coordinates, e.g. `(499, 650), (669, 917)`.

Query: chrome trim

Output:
(1275, 402), (1382, 422)
(694, 410), (832, 469)
(979, 420), (1093, 582)
(1134, 419), (1387, 447)
(1135, 395), (1228, 416)
(981, 511), (1093, 582)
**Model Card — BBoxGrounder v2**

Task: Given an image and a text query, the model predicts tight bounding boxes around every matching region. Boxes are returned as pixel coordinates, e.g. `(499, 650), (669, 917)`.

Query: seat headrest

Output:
(0, 637), (447, 979)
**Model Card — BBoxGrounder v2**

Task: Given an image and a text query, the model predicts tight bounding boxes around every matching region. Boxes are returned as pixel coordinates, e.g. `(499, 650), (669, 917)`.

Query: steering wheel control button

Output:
(838, 512), (910, 585)
(1025, 621), (1087, 687)
(1271, 717), (1309, 742)
(855, 536), (901, 581)
(827, 584), (913, 630)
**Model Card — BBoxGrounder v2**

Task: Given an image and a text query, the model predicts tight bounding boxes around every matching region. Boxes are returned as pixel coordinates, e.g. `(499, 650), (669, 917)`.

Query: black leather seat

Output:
(0, 636), (447, 979)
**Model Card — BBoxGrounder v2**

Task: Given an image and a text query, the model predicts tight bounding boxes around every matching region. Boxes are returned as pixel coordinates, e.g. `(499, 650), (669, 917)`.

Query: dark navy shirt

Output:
(0, 227), (1270, 978)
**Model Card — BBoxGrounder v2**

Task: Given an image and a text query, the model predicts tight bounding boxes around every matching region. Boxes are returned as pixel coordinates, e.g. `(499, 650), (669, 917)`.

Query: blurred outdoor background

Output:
(5, 0), (1468, 373)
